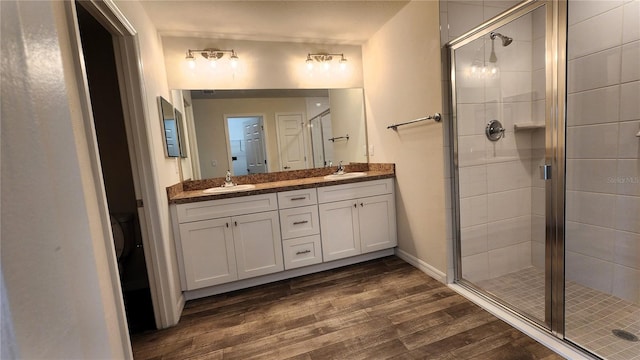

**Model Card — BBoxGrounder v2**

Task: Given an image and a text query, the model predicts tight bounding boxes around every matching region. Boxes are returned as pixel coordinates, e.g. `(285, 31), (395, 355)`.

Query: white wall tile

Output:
(618, 120), (640, 158)
(566, 123), (619, 158)
(488, 242), (531, 278)
(462, 252), (489, 282)
(621, 40), (640, 82)
(567, 47), (621, 93)
(532, 37), (545, 71)
(622, 0), (640, 43)
(531, 68), (545, 101)
(459, 165), (488, 198)
(567, 86), (620, 126)
(491, 40), (532, 72)
(531, 241), (545, 269)
(531, 214), (545, 244)
(568, 0), (623, 25)
(461, 224), (488, 256)
(565, 221), (615, 261)
(532, 99), (546, 125)
(620, 81), (640, 121)
(615, 195), (640, 233)
(487, 215), (531, 250)
(457, 103), (487, 136)
(487, 160), (532, 192)
(566, 159), (618, 193)
(447, 2), (484, 40)
(617, 159), (640, 196)
(566, 190), (617, 228)
(568, 6), (623, 59)
(486, 129), (532, 160)
(460, 194), (488, 227)
(500, 71), (533, 103)
(614, 230), (640, 270)
(566, 251), (614, 294)
(495, 10), (532, 43)
(612, 264), (640, 302)
(531, 186), (545, 216)
(532, 5), (546, 40)
(458, 135), (486, 166)
(488, 188), (531, 222)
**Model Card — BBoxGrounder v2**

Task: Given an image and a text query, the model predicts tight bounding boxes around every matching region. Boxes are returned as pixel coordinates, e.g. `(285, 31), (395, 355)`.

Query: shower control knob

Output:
(486, 119), (505, 141)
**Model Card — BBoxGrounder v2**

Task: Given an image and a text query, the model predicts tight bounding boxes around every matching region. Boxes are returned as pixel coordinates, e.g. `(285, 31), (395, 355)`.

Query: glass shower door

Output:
(450, 2), (551, 327)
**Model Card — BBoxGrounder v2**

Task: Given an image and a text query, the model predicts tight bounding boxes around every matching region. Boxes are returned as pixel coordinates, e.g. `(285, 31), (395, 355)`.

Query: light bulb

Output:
(229, 53), (239, 69)
(209, 59), (217, 68)
(339, 57), (347, 70)
(323, 61), (330, 70)
(185, 51), (196, 69)
(306, 58), (314, 70)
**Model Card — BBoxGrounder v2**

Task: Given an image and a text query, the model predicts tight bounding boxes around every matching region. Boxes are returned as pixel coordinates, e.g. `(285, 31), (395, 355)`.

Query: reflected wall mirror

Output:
(158, 96), (187, 158)
(180, 88), (367, 180)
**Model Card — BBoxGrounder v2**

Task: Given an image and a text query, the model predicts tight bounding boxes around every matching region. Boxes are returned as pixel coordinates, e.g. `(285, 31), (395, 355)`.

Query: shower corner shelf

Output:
(514, 122), (545, 132)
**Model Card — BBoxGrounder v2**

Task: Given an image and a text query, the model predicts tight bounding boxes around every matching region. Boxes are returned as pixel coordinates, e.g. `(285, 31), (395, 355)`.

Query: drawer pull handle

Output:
(293, 220), (309, 225)
(226, 223), (229, 228)
(296, 249), (311, 255)
(291, 197), (306, 201)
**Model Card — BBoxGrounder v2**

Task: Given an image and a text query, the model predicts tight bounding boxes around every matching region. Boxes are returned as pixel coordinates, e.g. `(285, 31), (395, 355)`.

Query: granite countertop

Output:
(167, 163), (395, 205)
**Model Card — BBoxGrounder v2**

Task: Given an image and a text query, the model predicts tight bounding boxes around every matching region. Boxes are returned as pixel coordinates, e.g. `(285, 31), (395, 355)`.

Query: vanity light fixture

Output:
(305, 53), (348, 71)
(185, 48), (239, 69)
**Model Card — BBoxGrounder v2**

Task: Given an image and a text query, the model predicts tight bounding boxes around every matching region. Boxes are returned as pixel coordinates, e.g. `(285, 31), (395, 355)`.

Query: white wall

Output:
(162, 36), (363, 90)
(565, 0), (640, 303)
(363, 0), (448, 279)
(1, 1), (129, 357)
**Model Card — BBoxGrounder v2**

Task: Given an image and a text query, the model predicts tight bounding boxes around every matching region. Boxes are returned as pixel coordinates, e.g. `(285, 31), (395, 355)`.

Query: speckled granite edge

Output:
(167, 163), (395, 205)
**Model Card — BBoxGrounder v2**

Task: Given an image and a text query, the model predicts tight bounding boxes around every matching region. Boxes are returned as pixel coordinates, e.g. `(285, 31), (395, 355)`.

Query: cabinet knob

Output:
(360, 203), (364, 207)
(226, 222), (229, 228)
(353, 203), (357, 208)
(234, 221), (238, 227)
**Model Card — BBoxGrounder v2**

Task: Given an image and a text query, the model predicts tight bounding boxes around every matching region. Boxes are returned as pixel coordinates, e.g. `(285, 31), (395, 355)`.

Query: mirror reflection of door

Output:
(276, 112), (307, 171)
(225, 116), (267, 176)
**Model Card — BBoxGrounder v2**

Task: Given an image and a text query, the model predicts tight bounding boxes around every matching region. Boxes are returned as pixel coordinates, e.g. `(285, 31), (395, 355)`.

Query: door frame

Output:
(446, 0), (567, 336)
(223, 113), (268, 175)
(66, 0), (179, 331)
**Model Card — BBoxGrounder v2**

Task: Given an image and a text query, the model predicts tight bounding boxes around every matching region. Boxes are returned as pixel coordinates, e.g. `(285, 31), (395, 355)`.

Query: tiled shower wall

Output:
(565, 0), (640, 304)
(440, 0), (545, 282)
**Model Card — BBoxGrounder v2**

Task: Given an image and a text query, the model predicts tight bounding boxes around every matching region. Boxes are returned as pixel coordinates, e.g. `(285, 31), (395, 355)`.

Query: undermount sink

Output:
(323, 172), (367, 180)
(203, 184), (256, 194)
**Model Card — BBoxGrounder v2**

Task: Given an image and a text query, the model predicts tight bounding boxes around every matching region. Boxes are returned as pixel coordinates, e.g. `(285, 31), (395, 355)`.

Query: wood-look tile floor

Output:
(131, 256), (564, 359)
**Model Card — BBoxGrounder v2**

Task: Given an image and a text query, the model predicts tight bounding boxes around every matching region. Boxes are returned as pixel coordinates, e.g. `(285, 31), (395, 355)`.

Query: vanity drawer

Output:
(282, 235), (322, 270)
(317, 178), (394, 203)
(279, 205), (320, 240)
(176, 194), (277, 223)
(277, 188), (318, 209)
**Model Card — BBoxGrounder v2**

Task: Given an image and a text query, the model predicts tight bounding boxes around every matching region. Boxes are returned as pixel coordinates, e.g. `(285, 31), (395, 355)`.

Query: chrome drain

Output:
(612, 329), (639, 342)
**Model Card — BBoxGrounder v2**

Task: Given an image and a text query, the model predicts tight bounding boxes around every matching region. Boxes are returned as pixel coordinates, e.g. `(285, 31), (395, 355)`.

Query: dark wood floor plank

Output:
(131, 256), (565, 360)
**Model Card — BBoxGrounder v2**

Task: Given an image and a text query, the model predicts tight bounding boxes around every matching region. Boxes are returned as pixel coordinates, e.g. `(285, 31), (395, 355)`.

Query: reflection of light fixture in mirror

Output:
(305, 53), (348, 71)
(185, 48), (239, 69)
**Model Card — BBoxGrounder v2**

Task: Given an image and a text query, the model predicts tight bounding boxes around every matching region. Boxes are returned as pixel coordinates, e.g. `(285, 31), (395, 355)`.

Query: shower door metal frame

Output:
(447, 0), (568, 337)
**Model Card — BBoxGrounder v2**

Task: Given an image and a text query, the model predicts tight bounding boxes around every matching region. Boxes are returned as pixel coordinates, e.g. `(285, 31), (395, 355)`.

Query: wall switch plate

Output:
(368, 145), (375, 156)
(211, 160), (217, 167)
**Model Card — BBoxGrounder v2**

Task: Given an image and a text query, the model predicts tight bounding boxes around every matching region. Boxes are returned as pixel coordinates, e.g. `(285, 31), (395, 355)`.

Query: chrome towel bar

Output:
(387, 113), (442, 130)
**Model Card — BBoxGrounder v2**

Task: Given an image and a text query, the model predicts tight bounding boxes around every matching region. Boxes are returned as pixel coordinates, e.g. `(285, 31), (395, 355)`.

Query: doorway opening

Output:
(75, 3), (155, 334)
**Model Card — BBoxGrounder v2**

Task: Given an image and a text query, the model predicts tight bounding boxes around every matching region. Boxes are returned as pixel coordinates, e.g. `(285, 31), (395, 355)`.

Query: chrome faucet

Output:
(224, 170), (236, 187)
(336, 161), (345, 175)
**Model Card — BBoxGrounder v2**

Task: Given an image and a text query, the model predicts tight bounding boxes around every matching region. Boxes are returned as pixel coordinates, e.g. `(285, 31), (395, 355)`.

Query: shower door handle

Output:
(540, 164), (551, 180)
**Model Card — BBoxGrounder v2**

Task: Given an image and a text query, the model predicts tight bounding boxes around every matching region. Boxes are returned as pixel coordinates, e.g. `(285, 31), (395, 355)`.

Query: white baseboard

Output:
(395, 248), (447, 284)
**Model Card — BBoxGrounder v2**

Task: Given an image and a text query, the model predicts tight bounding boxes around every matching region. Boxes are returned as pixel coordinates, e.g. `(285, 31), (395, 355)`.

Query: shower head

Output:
(490, 32), (513, 46)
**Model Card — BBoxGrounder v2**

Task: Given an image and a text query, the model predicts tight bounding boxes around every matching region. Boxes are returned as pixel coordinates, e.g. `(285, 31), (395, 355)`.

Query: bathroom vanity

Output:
(168, 165), (397, 300)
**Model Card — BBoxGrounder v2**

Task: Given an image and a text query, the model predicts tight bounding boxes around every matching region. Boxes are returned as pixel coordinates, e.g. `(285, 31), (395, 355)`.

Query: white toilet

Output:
(110, 213), (134, 275)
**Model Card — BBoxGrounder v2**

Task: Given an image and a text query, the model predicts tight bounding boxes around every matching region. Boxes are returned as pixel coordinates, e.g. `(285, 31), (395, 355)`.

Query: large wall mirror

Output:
(180, 88), (367, 180)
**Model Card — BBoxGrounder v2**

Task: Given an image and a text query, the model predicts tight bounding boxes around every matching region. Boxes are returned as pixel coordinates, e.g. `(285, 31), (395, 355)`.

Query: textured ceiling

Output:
(139, 1), (410, 44)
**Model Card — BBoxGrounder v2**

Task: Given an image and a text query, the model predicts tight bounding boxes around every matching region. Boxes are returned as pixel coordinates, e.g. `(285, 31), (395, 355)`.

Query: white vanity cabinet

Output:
(173, 194), (283, 290)
(318, 179), (396, 262)
(277, 189), (322, 270)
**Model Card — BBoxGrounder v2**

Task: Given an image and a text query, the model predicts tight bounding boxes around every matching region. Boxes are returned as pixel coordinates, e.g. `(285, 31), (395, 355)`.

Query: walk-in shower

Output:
(442, 1), (639, 359)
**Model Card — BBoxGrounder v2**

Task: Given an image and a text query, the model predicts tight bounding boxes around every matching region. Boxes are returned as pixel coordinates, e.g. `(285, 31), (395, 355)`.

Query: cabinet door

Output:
(319, 199), (360, 261)
(179, 218), (237, 290)
(358, 194), (397, 253)
(232, 211), (284, 279)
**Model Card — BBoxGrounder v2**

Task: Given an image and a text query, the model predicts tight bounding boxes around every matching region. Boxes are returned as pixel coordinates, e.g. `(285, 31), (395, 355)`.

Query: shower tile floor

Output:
(477, 267), (640, 360)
